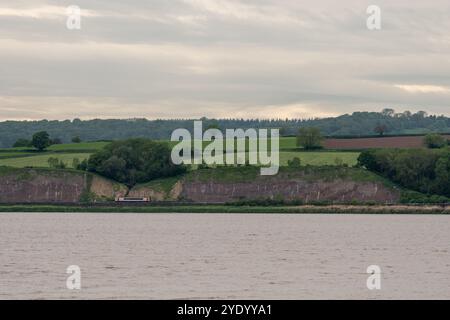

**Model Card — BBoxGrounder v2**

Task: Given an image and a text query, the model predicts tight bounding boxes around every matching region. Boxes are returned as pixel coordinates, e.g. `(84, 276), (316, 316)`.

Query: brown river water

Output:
(0, 213), (449, 299)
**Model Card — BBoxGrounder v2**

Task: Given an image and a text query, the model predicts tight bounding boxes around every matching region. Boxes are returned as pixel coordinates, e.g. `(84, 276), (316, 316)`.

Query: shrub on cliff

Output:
(287, 157), (301, 167)
(87, 138), (186, 186)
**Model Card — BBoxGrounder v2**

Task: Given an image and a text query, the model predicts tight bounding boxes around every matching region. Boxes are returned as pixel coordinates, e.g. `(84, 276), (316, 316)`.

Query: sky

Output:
(0, 0), (449, 120)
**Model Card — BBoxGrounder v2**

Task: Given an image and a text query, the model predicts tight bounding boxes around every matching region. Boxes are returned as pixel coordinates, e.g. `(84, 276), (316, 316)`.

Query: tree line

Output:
(1, 109), (449, 147)
(358, 148), (450, 199)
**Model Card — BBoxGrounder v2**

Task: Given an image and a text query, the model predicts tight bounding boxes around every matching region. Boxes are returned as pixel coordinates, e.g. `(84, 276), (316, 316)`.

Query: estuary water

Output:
(0, 213), (449, 299)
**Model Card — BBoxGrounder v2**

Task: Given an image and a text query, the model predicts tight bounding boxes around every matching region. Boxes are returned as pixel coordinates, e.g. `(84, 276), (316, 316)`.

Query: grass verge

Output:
(0, 204), (447, 214)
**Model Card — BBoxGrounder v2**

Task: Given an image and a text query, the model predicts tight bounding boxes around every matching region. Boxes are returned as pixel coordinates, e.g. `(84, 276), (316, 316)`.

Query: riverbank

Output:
(0, 204), (448, 214)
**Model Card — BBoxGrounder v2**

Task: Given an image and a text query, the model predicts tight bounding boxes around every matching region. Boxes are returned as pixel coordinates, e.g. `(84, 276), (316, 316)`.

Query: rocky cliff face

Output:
(180, 179), (399, 203)
(0, 168), (127, 203)
(0, 167), (401, 204)
(128, 167), (401, 204)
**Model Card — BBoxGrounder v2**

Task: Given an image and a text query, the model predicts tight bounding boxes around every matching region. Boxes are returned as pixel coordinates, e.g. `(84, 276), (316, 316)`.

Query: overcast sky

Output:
(0, 0), (449, 120)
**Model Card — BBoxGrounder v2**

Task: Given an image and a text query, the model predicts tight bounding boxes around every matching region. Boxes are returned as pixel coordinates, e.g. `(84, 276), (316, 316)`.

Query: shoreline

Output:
(0, 204), (448, 214)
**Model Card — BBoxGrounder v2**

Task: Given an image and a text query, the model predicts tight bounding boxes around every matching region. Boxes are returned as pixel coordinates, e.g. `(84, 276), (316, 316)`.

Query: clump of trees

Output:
(72, 136), (81, 143)
(358, 148), (450, 198)
(13, 138), (32, 148)
(296, 127), (323, 150)
(86, 138), (187, 186)
(424, 133), (447, 149)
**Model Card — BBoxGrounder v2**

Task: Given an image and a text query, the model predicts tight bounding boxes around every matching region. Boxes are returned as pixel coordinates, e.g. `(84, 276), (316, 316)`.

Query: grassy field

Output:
(280, 151), (359, 166)
(0, 153), (90, 168)
(47, 141), (109, 152)
(0, 139), (360, 169)
(0, 152), (36, 159)
(0, 141), (104, 168)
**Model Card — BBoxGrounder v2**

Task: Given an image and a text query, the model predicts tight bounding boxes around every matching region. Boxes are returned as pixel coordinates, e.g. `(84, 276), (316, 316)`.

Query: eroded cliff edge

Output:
(0, 167), (127, 203)
(129, 166), (401, 204)
(0, 166), (401, 204)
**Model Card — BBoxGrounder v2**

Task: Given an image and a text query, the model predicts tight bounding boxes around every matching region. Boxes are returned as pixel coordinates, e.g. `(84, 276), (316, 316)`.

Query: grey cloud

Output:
(0, 0), (449, 120)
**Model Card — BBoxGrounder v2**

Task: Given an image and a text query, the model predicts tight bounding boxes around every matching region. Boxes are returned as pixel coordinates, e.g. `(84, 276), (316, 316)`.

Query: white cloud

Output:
(394, 84), (450, 94)
(0, 5), (99, 19)
(183, 0), (304, 25)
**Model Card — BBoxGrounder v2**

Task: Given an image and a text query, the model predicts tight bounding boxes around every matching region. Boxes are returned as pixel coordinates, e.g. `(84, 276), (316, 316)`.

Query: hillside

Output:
(1, 110), (449, 147)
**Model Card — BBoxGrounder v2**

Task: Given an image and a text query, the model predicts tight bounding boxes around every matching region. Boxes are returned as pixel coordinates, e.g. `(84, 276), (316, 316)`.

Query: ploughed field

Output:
(324, 134), (450, 149)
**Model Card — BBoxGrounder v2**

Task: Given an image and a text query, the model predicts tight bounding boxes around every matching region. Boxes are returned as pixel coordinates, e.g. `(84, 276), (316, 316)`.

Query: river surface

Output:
(0, 213), (449, 299)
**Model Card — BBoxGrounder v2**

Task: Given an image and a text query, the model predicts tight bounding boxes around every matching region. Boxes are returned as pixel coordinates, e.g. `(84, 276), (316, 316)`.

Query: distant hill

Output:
(0, 109), (449, 147)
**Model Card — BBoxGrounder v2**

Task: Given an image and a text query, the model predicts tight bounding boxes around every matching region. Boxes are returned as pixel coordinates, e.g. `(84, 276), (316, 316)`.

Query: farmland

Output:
(1, 133), (447, 169)
(324, 134), (450, 149)
(0, 138), (360, 169)
(0, 153), (90, 168)
(0, 141), (106, 168)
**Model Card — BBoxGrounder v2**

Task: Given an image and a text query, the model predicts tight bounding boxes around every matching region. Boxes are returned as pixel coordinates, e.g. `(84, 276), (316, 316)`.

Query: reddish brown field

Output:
(324, 135), (450, 149)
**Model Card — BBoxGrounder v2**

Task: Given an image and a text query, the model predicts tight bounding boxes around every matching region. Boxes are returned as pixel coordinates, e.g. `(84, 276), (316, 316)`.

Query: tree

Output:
(296, 127), (323, 150)
(87, 138), (187, 186)
(435, 153), (450, 196)
(381, 108), (395, 117)
(32, 131), (51, 151)
(357, 150), (378, 171)
(47, 157), (59, 168)
(13, 138), (31, 148)
(72, 158), (80, 169)
(374, 124), (387, 136)
(76, 159), (88, 171)
(47, 157), (66, 169)
(424, 134), (446, 149)
(72, 136), (81, 143)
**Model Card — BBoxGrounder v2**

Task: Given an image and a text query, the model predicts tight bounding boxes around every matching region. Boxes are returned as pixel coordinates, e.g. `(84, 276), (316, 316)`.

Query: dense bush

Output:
(358, 148), (450, 197)
(400, 190), (449, 204)
(87, 138), (186, 186)
(287, 157), (301, 167)
(424, 133), (447, 149)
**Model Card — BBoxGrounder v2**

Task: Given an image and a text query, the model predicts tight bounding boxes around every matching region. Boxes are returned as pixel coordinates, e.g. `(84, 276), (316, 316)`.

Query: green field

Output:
(0, 153), (90, 168)
(0, 152), (36, 159)
(47, 141), (109, 152)
(280, 151), (359, 166)
(0, 139), (360, 169)
(0, 141), (105, 168)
